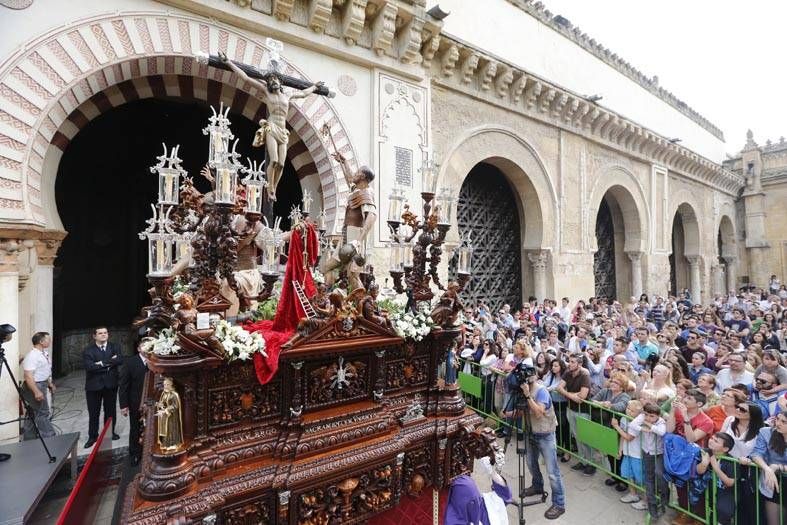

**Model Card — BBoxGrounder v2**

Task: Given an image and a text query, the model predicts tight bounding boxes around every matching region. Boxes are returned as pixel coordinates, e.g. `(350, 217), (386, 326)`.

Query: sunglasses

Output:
(735, 405), (749, 413)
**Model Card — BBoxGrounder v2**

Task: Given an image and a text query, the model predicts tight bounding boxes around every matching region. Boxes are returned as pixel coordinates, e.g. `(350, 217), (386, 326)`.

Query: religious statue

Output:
(219, 52), (323, 201)
(173, 293), (227, 358)
(231, 214), (264, 309)
(156, 377), (184, 453)
(321, 125), (377, 290)
(359, 282), (392, 329)
(429, 281), (463, 327)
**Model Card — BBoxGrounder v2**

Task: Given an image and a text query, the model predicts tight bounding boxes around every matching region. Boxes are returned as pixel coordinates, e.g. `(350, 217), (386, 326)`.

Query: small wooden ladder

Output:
(292, 280), (316, 319)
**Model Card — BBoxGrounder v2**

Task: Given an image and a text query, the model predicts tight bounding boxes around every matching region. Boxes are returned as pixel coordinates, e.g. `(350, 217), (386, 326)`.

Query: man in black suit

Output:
(83, 326), (121, 447)
(119, 345), (148, 465)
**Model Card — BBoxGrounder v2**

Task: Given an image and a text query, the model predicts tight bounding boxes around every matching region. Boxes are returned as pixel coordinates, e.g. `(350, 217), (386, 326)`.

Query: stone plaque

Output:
(394, 146), (413, 187)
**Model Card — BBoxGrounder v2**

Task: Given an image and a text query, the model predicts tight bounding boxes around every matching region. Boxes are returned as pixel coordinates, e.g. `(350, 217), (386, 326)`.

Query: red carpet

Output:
(368, 489), (448, 525)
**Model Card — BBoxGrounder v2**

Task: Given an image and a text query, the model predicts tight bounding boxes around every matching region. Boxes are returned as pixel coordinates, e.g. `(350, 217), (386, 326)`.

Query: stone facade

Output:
(724, 131), (787, 287)
(0, 0), (767, 442)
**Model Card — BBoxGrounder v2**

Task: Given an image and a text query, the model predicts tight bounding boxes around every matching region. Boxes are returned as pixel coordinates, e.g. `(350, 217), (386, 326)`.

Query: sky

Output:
(433, 0), (787, 156)
(530, 0), (787, 155)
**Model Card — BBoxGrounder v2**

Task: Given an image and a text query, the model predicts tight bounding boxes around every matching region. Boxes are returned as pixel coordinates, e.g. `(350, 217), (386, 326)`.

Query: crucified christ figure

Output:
(219, 52), (323, 201)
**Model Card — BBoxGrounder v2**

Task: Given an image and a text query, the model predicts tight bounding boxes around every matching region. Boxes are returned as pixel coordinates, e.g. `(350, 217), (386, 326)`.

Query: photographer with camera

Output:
(516, 365), (567, 520)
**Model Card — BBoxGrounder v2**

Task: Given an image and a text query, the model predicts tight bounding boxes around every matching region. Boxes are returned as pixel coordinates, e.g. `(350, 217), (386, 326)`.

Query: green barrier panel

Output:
(575, 415), (619, 457)
(458, 371), (482, 398)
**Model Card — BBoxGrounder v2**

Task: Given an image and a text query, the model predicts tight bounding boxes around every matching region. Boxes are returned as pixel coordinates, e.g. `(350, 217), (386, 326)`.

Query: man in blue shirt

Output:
(631, 326), (658, 367)
(688, 352), (712, 385)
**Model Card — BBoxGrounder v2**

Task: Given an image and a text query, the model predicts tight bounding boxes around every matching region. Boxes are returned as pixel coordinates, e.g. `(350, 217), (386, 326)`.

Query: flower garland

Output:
(140, 322), (266, 363)
(214, 320), (267, 362)
(140, 328), (180, 356)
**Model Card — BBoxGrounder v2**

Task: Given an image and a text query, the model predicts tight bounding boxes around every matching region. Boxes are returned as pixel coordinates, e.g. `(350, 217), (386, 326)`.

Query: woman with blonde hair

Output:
(640, 364), (676, 402)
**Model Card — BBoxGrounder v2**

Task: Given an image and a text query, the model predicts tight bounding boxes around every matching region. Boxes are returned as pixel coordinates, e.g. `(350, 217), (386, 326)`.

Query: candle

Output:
(213, 133), (225, 162)
(265, 244), (276, 272)
(155, 238), (165, 273)
(247, 185), (259, 212)
(317, 211), (326, 231)
(218, 168), (231, 201)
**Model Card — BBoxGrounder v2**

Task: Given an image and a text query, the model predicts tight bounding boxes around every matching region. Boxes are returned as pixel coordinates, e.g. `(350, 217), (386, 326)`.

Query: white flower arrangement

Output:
(389, 304), (436, 342)
(311, 268), (326, 285)
(140, 328), (181, 356)
(214, 320), (267, 362)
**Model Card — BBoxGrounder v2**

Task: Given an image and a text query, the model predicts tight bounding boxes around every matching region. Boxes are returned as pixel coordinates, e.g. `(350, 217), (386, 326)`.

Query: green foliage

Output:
(252, 297), (279, 321)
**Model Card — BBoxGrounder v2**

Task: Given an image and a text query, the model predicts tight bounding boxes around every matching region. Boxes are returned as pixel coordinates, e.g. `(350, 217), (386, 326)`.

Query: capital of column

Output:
(0, 239), (22, 273)
(722, 255), (737, 266)
(35, 238), (63, 266)
(625, 251), (643, 264)
(685, 255), (701, 267)
(527, 250), (549, 272)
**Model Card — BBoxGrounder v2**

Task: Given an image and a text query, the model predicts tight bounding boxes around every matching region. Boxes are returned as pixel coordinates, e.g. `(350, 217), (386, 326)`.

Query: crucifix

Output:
(198, 40), (334, 202)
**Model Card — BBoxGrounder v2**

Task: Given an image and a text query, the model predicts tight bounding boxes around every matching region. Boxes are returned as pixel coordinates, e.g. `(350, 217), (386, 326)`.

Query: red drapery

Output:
(246, 223), (318, 385)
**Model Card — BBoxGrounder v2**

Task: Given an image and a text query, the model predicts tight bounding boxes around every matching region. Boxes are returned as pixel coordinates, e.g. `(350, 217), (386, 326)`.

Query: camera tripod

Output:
(502, 387), (548, 525)
(0, 345), (56, 463)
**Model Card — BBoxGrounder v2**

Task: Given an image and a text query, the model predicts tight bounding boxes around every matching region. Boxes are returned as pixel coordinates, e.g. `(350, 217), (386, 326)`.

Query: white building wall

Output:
(434, 0), (726, 162)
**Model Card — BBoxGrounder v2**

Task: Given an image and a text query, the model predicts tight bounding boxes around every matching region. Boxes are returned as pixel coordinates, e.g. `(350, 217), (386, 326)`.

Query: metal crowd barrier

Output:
(456, 358), (785, 525)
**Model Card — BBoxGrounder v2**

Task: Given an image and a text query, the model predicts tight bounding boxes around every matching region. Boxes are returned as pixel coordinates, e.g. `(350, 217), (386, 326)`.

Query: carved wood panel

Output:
(207, 361), (281, 430)
(451, 163), (522, 311)
(304, 355), (371, 410)
(223, 493), (274, 525)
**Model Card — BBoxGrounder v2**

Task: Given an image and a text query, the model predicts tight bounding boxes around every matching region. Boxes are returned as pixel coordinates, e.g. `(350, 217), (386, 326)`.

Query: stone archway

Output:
(0, 11), (357, 233)
(715, 214), (737, 294)
(669, 202), (702, 301)
(440, 127), (558, 302)
(587, 172), (648, 301)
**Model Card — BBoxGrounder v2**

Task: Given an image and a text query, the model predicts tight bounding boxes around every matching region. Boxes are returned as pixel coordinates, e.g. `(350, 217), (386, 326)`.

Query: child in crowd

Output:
(696, 432), (736, 525)
(628, 402), (669, 520)
(611, 400), (646, 510)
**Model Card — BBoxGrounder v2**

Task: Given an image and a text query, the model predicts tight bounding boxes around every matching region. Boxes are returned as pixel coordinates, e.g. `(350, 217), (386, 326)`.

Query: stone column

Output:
(33, 237), (63, 334)
(710, 262), (724, 297)
(686, 255), (702, 304)
(723, 256), (737, 293)
(527, 251), (548, 302)
(0, 240), (21, 443)
(626, 251), (643, 298)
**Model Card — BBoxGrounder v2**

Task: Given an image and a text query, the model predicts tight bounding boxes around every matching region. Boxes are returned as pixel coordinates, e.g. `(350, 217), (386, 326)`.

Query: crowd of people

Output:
(454, 287), (787, 524)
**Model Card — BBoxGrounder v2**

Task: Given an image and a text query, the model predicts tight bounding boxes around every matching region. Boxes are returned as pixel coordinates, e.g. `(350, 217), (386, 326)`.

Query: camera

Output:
(508, 361), (537, 388)
(0, 324), (15, 344)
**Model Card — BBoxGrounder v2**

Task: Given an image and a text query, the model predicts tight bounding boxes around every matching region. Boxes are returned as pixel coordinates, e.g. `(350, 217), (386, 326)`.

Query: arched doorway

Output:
(717, 215), (736, 293)
(52, 97), (303, 373)
(669, 203), (701, 299)
(454, 162), (522, 310)
(594, 197), (617, 300)
(590, 183), (645, 302)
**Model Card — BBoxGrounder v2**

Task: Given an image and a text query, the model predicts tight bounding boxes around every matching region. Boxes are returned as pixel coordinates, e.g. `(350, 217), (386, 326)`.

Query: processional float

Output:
(121, 43), (495, 525)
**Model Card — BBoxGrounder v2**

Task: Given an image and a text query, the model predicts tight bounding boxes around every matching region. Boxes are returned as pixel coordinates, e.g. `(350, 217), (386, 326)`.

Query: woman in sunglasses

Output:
(751, 412), (787, 525)
(720, 401), (765, 525)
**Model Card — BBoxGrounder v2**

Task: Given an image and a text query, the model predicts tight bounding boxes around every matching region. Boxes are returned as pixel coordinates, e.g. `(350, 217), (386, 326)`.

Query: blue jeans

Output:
(527, 431), (566, 509)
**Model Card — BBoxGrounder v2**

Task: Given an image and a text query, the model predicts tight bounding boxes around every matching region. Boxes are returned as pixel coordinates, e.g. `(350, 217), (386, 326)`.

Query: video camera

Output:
(506, 361), (537, 390)
(0, 324), (15, 345)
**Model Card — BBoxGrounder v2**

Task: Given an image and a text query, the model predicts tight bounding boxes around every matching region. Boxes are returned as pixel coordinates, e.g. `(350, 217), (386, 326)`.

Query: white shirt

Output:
(22, 348), (51, 382)
(715, 368), (754, 393)
(720, 416), (757, 459)
(628, 413), (667, 455)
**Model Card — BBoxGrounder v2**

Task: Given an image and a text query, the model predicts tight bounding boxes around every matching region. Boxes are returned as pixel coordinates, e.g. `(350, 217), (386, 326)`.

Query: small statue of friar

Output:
(156, 377), (184, 453)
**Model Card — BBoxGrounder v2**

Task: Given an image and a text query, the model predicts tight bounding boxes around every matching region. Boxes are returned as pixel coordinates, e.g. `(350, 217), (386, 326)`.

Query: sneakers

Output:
(615, 481), (628, 492)
(582, 465), (596, 476)
(571, 462), (586, 471)
(620, 493), (640, 504)
(544, 505), (566, 520)
(604, 477), (618, 486)
(522, 485), (543, 497)
(631, 500), (648, 511)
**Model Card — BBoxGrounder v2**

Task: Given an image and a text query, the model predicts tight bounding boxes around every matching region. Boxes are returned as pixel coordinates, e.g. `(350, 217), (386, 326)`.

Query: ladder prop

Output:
(292, 280), (316, 319)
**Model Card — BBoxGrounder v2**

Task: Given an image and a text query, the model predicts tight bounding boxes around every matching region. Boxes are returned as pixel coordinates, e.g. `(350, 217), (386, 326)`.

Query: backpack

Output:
(662, 433), (701, 487)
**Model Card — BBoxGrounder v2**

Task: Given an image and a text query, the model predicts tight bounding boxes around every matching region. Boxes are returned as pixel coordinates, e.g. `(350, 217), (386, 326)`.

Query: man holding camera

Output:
(519, 370), (566, 520)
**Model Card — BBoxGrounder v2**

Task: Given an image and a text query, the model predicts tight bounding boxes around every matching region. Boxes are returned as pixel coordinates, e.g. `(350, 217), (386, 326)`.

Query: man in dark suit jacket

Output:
(83, 326), (121, 447)
(119, 346), (148, 465)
